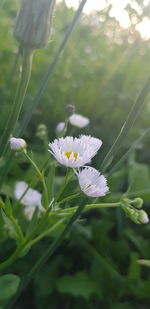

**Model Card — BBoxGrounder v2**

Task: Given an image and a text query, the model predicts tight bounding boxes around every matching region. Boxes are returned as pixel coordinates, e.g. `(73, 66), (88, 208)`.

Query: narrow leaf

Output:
(101, 76), (150, 172)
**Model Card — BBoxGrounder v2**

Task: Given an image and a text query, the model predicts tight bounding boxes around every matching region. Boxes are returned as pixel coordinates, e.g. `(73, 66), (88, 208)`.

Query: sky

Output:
(57, 0), (150, 40)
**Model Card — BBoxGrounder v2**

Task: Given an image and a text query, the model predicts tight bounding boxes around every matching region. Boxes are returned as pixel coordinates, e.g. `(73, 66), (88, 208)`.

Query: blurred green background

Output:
(0, 0), (150, 308)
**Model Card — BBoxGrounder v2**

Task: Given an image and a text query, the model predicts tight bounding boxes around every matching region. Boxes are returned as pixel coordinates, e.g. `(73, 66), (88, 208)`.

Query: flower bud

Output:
(138, 210), (149, 224)
(65, 104), (75, 117)
(56, 122), (65, 133)
(36, 124), (48, 140)
(9, 137), (26, 152)
(14, 0), (56, 49)
(131, 198), (143, 209)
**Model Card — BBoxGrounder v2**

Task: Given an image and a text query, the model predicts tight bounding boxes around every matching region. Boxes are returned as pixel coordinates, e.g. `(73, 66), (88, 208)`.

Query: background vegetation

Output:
(0, 0), (150, 308)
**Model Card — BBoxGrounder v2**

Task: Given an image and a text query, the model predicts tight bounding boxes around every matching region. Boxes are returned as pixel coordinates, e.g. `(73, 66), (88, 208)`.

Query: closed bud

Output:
(65, 104), (75, 117)
(131, 197), (143, 209)
(9, 137), (26, 152)
(122, 205), (140, 224)
(138, 210), (149, 224)
(36, 124), (48, 140)
(14, 0), (56, 49)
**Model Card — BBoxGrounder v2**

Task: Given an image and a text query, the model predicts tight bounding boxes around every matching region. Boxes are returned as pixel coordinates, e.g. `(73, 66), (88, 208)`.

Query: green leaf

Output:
(128, 162), (150, 193)
(127, 252), (140, 281)
(1, 209), (18, 240)
(5, 196), (12, 217)
(0, 274), (20, 301)
(56, 271), (99, 299)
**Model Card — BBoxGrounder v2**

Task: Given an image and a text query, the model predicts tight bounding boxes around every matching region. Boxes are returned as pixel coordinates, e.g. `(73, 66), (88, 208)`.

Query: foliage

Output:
(0, 0), (150, 308)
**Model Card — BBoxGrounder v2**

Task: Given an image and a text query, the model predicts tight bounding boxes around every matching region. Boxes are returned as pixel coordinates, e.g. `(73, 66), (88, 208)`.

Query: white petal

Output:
(69, 113), (90, 128)
(56, 122), (65, 132)
(48, 135), (102, 168)
(76, 167), (109, 197)
(14, 181), (43, 209)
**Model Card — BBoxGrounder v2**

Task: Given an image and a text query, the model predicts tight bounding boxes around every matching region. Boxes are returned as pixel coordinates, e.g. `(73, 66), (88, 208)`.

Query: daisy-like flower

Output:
(76, 167), (109, 197)
(56, 122), (65, 133)
(14, 181), (43, 220)
(69, 113), (90, 128)
(48, 135), (102, 168)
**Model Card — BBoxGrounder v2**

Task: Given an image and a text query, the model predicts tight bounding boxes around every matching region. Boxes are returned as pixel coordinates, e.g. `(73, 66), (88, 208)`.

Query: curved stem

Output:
(0, 47), (33, 157)
(0, 246), (23, 272)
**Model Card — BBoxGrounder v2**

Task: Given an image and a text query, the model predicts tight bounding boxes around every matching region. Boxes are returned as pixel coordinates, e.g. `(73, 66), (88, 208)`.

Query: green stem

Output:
(0, 199), (25, 243)
(0, 245), (23, 272)
(57, 192), (81, 205)
(23, 151), (49, 208)
(9, 215), (25, 243)
(55, 202), (121, 215)
(26, 219), (64, 248)
(18, 0), (87, 137)
(55, 168), (73, 202)
(0, 47), (33, 157)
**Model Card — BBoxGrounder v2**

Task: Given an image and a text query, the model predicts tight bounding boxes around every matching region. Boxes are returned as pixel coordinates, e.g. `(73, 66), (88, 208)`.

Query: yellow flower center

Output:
(65, 151), (78, 161)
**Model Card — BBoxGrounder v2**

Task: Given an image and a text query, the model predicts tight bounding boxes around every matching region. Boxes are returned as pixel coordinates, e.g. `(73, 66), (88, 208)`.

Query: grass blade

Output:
(108, 127), (150, 175)
(101, 76), (150, 172)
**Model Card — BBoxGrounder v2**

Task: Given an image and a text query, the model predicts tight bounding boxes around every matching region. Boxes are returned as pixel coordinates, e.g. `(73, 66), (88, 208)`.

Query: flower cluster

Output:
(49, 135), (109, 198)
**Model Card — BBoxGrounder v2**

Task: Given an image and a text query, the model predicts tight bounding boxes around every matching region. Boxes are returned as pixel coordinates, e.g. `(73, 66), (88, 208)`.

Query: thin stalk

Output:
(101, 76), (150, 172)
(0, 0), (87, 189)
(55, 168), (73, 202)
(57, 192), (81, 205)
(0, 199), (25, 243)
(23, 151), (49, 208)
(109, 127), (150, 175)
(10, 203), (86, 307)
(26, 219), (65, 248)
(18, 0), (87, 136)
(9, 215), (25, 243)
(7, 47), (21, 89)
(0, 47), (33, 157)
(57, 202), (121, 215)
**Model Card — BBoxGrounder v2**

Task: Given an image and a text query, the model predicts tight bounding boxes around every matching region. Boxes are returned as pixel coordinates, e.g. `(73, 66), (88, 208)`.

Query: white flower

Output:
(56, 122), (65, 132)
(24, 206), (37, 221)
(14, 181), (43, 220)
(76, 167), (109, 197)
(69, 113), (90, 128)
(48, 135), (102, 168)
(10, 137), (26, 152)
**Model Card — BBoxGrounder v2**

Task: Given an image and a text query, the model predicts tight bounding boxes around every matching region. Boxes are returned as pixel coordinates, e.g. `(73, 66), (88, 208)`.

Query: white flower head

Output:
(69, 113), (90, 128)
(14, 181), (43, 220)
(10, 137), (26, 152)
(76, 167), (109, 197)
(56, 122), (65, 133)
(48, 135), (102, 168)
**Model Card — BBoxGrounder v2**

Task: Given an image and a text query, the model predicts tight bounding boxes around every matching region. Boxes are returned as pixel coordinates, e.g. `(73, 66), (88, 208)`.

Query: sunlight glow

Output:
(57, 0), (150, 40)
